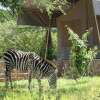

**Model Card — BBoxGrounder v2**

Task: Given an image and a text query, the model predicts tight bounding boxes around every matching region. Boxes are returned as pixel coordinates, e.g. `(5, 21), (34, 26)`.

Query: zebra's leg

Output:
(48, 72), (57, 89)
(5, 65), (13, 89)
(9, 70), (13, 89)
(37, 73), (42, 91)
(28, 70), (32, 90)
(5, 70), (9, 88)
(37, 78), (41, 90)
(37, 78), (42, 100)
(5, 70), (13, 88)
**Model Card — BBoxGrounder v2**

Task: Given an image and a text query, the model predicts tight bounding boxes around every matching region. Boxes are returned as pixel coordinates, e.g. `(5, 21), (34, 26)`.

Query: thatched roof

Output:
(17, 0), (79, 27)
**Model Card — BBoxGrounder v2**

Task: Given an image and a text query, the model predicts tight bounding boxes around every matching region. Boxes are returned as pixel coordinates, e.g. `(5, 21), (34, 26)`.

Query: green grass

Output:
(0, 77), (100, 100)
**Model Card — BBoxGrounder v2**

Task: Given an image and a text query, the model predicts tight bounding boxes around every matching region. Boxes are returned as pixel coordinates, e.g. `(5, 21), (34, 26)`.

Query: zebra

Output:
(28, 53), (58, 89)
(3, 49), (33, 88)
(3, 49), (58, 89)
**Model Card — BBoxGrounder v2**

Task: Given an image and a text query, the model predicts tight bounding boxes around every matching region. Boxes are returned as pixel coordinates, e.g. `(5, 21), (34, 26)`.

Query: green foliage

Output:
(0, 0), (23, 15)
(40, 43), (56, 60)
(40, 30), (57, 60)
(67, 27), (98, 76)
(32, 0), (69, 16)
(31, 0), (54, 17)
(0, 9), (14, 22)
(0, 10), (7, 22)
(0, 0), (69, 17)
(0, 20), (43, 54)
(0, 77), (100, 100)
(0, 16), (57, 59)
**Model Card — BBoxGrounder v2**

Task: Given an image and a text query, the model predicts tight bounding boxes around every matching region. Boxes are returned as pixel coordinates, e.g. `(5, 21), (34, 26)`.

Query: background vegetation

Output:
(0, 9), (57, 59)
(67, 27), (98, 78)
(0, 1), (99, 100)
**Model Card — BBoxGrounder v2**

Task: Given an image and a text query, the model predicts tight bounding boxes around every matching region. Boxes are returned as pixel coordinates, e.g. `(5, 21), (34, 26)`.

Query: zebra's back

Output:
(3, 49), (32, 71)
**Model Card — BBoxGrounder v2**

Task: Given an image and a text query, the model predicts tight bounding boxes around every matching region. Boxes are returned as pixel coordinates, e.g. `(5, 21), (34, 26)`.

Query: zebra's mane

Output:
(32, 52), (57, 69)
(9, 49), (32, 54)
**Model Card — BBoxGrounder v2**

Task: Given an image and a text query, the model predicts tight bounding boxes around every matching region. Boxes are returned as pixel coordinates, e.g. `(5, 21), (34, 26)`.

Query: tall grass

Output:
(0, 77), (100, 100)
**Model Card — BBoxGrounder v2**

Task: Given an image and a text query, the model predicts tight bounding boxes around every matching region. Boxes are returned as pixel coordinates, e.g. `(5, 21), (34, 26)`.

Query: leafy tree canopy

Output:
(0, 0), (70, 16)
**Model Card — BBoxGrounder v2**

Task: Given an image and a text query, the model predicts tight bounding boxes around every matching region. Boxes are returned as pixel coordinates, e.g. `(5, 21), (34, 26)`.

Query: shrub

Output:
(67, 26), (98, 77)
(0, 19), (57, 59)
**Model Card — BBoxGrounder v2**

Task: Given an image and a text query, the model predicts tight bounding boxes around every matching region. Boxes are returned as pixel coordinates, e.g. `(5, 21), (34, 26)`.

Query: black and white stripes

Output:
(3, 49), (57, 89)
(28, 54), (57, 89)
(3, 49), (32, 88)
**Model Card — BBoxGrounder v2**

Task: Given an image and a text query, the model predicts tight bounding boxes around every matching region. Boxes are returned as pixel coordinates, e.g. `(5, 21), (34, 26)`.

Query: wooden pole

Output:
(45, 18), (51, 59)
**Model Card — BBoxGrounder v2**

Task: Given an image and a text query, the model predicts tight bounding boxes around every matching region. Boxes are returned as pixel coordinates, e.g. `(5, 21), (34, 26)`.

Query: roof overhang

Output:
(17, 7), (62, 27)
(17, 0), (79, 27)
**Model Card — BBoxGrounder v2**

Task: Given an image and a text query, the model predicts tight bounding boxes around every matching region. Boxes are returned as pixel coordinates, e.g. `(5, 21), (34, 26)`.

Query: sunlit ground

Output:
(0, 77), (100, 100)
